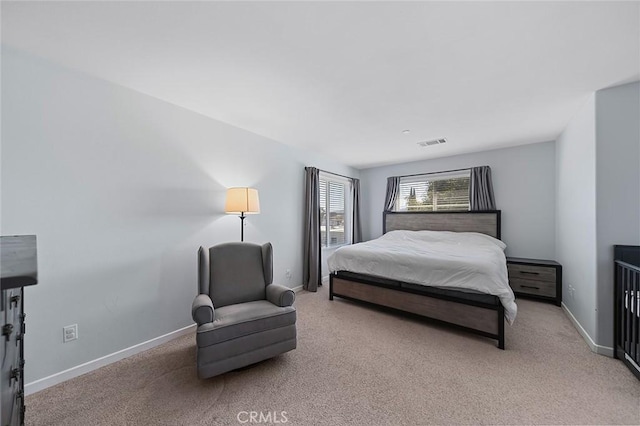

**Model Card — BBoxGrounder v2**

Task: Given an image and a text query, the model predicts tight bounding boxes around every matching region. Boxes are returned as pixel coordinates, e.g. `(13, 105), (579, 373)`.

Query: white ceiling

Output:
(2, 1), (639, 169)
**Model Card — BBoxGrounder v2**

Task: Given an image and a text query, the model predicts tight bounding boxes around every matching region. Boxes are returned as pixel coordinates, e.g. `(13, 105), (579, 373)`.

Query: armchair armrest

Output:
(266, 284), (295, 307)
(192, 294), (214, 326)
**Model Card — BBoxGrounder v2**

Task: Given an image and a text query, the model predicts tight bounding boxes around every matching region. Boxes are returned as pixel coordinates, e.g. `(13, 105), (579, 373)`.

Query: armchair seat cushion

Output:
(196, 300), (296, 348)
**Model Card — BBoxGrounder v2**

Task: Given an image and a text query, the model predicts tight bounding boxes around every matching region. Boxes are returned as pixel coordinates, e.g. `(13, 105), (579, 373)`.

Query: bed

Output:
(328, 210), (514, 349)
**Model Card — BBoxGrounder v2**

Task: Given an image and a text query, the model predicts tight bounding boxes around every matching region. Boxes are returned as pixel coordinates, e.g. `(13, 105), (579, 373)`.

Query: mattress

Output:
(327, 230), (517, 324)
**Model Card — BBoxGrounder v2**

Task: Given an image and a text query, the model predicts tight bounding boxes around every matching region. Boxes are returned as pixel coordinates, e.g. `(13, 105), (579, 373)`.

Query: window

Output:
(319, 174), (351, 248)
(395, 170), (470, 212)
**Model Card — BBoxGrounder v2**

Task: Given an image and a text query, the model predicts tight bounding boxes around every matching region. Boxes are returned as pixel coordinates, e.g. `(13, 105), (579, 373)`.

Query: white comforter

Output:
(327, 230), (517, 324)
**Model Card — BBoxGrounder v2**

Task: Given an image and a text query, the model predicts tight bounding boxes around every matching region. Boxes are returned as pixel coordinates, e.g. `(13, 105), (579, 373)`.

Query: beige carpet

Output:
(27, 284), (640, 425)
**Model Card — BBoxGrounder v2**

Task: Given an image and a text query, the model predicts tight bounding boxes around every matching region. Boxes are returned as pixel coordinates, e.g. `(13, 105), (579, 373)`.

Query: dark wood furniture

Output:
(506, 257), (562, 306)
(613, 245), (640, 380)
(330, 210), (507, 349)
(1, 235), (38, 426)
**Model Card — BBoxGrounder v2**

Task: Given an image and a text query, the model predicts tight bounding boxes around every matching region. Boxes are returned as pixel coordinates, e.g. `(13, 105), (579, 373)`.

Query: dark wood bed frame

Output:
(329, 210), (506, 349)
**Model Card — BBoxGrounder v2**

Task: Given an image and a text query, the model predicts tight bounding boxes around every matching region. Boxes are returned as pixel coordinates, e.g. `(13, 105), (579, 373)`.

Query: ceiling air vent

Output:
(417, 138), (447, 147)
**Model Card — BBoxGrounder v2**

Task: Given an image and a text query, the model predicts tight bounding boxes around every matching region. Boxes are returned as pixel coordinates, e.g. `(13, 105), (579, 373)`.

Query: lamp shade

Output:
(225, 187), (260, 214)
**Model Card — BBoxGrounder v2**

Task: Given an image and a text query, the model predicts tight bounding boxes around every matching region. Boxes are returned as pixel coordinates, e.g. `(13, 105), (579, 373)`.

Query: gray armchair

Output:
(192, 242), (296, 379)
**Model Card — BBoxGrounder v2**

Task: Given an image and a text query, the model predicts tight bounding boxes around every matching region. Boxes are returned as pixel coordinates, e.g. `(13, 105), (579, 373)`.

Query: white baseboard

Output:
(596, 345), (614, 357)
(561, 302), (613, 357)
(27, 286), (306, 395)
(290, 281), (326, 292)
(25, 323), (196, 395)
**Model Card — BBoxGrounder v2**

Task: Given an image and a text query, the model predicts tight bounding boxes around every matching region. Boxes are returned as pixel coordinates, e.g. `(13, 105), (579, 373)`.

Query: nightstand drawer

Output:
(509, 277), (556, 298)
(507, 263), (556, 283)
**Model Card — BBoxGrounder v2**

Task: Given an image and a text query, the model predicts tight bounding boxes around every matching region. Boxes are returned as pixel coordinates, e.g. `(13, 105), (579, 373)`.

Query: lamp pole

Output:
(239, 211), (246, 242)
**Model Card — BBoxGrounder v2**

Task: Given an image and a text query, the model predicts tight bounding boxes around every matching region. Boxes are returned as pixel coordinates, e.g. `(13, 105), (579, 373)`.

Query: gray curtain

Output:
(469, 166), (496, 210)
(303, 167), (321, 292)
(384, 176), (400, 211)
(352, 178), (362, 243)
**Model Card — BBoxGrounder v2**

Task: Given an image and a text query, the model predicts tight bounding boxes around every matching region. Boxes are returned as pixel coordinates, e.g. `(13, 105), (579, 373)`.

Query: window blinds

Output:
(396, 170), (471, 212)
(319, 179), (347, 247)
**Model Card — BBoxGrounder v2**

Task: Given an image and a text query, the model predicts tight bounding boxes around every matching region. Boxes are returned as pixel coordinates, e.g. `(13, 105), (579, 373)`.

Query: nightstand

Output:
(506, 257), (562, 306)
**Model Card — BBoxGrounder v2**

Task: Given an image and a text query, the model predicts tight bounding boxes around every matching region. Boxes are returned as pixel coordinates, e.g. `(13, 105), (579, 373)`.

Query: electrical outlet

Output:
(63, 324), (78, 343)
(285, 269), (292, 280)
(568, 285), (575, 300)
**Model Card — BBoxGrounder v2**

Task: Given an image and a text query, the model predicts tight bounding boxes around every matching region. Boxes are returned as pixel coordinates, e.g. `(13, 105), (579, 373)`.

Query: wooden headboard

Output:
(383, 210), (502, 239)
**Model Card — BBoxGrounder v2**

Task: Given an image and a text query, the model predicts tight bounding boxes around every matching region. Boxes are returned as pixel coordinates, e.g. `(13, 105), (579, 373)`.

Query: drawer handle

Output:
(520, 285), (540, 290)
(10, 367), (20, 384)
(2, 324), (13, 341)
(519, 271), (540, 276)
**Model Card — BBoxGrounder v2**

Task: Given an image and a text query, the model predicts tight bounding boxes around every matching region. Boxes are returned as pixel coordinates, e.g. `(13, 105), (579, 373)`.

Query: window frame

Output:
(319, 172), (352, 249)
(394, 169), (471, 212)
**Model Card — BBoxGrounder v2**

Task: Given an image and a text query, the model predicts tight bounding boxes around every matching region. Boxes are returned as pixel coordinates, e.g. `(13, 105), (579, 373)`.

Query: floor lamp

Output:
(225, 187), (260, 242)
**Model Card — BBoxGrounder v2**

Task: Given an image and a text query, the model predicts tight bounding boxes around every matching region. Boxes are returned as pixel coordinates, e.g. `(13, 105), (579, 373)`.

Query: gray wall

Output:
(595, 81), (640, 348)
(555, 95), (598, 342)
(555, 82), (640, 351)
(359, 141), (556, 259)
(1, 47), (357, 383)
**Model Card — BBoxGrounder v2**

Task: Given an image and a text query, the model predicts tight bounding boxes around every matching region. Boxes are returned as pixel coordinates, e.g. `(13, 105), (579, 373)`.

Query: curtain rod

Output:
(396, 167), (472, 179)
(307, 167), (356, 181)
